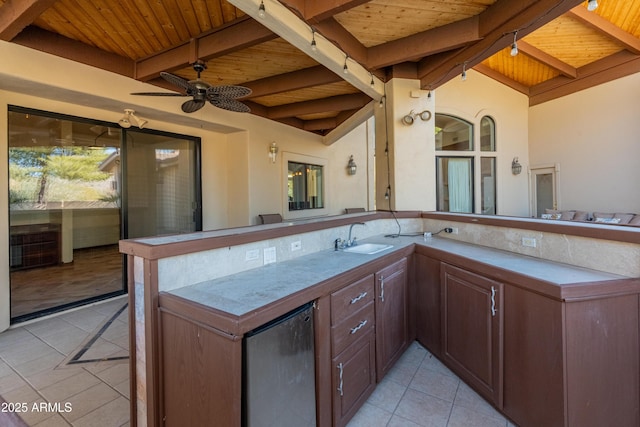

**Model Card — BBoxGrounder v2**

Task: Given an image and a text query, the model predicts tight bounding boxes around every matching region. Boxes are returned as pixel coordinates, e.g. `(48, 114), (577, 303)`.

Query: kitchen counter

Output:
(167, 235), (634, 327)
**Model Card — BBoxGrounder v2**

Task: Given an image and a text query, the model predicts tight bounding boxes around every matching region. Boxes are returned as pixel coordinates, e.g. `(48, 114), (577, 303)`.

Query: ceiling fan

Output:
(132, 61), (252, 113)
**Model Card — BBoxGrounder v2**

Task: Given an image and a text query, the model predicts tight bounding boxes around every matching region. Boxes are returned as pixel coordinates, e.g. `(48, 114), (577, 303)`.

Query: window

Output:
(435, 114), (497, 214)
(288, 161), (324, 210)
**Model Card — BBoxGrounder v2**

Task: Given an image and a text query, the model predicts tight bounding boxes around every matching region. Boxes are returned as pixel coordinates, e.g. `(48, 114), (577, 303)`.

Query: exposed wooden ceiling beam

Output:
(518, 40), (577, 78)
(568, 6), (640, 54)
(135, 18), (277, 81)
(368, 17), (482, 69)
(473, 63), (530, 95)
(418, 0), (584, 90)
(267, 93), (370, 119)
(0, 0), (56, 41)
(11, 26), (134, 77)
(530, 50), (640, 105)
(312, 17), (368, 65)
(284, 0), (370, 24)
(244, 65), (342, 98)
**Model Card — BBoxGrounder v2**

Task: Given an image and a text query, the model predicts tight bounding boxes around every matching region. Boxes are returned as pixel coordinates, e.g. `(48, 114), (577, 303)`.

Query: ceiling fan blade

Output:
(130, 92), (187, 97)
(160, 72), (197, 94)
(206, 85), (252, 99)
(181, 99), (206, 113)
(209, 97), (251, 113)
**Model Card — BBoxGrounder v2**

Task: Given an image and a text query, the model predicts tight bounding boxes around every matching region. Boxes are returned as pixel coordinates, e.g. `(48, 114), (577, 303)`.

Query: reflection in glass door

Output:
(8, 107), (201, 322)
(530, 166), (557, 217)
(123, 130), (201, 238)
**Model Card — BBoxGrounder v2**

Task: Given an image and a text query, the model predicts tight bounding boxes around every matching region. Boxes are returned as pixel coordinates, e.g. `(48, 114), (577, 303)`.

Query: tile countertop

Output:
(166, 235), (635, 321)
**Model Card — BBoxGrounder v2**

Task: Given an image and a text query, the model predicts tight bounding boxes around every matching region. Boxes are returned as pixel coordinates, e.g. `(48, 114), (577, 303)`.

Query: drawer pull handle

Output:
(491, 286), (497, 317)
(350, 292), (367, 305)
(380, 276), (385, 302)
(350, 320), (368, 335)
(337, 363), (344, 396)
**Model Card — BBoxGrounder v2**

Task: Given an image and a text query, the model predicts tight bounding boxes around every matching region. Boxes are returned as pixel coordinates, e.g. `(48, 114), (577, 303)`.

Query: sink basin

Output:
(342, 243), (393, 254)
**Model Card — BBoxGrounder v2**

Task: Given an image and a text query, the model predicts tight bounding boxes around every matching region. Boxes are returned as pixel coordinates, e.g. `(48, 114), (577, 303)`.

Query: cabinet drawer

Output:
(331, 302), (374, 356)
(331, 275), (374, 326)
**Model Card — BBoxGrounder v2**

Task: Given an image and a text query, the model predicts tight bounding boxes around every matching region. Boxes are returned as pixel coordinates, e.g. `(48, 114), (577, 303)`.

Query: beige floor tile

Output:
(394, 388), (452, 427)
(80, 339), (123, 361)
(366, 375), (407, 413)
(387, 415), (423, 426)
(25, 366), (84, 390)
(39, 328), (89, 356)
(39, 371), (101, 402)
(409, 365), (460, 403)
(34, 413), (72, 426)
(95, 363), (129, 388)
(17, 399), (64, 426)
(346, 402), (392, 427)
(62, 382), (120, 422)
(1, 384), (40, 406)
(447, 405), (507, 427)
(72, 396), (129, 427)
(13, 351), (66, 377)
(100, 321), (128, 343)
(113, 379), (130, 399)
(59, 312), (107, 333)
(453, 382), (504, 421)
(0, 371), (30, 395)
(0, 340), (56, 366)
(0, 328), (37, 351)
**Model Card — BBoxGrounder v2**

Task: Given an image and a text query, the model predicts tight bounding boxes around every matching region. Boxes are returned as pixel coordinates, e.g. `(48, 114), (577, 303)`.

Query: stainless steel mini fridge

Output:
(243, 302), (316, 427)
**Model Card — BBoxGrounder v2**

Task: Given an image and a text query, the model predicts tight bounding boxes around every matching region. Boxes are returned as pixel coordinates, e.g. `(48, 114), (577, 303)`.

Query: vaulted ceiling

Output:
(1, 0), (639, 135)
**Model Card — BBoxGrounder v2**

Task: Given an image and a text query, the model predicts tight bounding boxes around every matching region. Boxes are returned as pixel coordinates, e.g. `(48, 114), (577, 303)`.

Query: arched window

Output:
(435, 114), (497, 214)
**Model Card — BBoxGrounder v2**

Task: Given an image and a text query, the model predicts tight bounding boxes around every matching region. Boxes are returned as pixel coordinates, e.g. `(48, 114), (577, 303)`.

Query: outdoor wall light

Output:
(347, 155), (357, 175)
(268, 141), (278, 163)
(512, 157), (523, 175)
(402, 110), (432, 125)
(118, 109), (147, 129)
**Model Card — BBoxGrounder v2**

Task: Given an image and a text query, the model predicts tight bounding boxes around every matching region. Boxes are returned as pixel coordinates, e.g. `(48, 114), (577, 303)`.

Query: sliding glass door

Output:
(8, 107), (201, 322)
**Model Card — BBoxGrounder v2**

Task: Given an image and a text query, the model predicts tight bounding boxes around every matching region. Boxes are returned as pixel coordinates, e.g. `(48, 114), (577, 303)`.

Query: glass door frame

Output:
(529, 163), (560, 218)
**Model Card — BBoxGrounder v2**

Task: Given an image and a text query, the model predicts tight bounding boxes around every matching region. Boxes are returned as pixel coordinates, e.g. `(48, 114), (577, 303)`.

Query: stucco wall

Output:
(529, 73), (640, 215)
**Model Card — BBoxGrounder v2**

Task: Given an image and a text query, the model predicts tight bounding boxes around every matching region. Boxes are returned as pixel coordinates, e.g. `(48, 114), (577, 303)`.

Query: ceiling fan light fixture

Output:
(587, 0), (598, 11)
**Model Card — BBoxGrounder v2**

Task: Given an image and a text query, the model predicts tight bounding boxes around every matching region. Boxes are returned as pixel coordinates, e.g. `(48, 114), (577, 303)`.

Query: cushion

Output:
(544, 209), (575, 220)
(595, 217), (621, 224)
(572, 211), (590, 221)
(629, 215), (640, 226)
(613, 213), (635, 224)
(541, 213), (562, 220)
(592, 212), (614, 220)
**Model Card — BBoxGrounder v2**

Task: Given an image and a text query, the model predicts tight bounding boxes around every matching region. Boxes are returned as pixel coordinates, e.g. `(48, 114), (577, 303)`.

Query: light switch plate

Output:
(264, 247), (277, 264)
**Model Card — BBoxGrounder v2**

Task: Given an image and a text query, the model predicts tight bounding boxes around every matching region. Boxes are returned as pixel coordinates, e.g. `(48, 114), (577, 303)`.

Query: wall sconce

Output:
(402, 110), (432, 125)
(118, 109), (147, 129)
(268, 142), (278, 163)
(347, 155), (357, 175)
(512, 157), (522, 175)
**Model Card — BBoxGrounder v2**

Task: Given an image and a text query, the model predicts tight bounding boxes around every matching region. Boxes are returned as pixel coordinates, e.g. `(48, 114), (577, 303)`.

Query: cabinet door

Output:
(441, 263), (503, 407)
(414, 252), (441, 356)
(332, 331), (376, 427)
(375, 258), (409, 380)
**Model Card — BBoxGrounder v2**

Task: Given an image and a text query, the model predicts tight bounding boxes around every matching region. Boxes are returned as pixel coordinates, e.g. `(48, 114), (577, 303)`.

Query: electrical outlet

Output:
(264, 247), (277, 264)
(522, 237), (537, 248)
(291, 241), (302, 251)
(245, 249), (259, 261)
(444, 227), (459, 234)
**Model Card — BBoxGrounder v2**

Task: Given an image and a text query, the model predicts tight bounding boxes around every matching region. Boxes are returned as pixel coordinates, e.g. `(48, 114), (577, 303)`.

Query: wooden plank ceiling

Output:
(1, 0), (639, 135)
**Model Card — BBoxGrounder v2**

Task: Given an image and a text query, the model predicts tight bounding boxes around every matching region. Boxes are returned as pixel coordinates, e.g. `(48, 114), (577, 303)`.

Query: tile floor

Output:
(0, 296), (129, 427)
(0, 296), (515, 427)
(347, 342), (516, 427)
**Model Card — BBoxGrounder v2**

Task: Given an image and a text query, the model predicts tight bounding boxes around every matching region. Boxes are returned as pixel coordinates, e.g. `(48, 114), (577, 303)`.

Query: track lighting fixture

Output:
(258, 0), (266, 18)
(343, 56), (349, 74)
(310, 29), (317, 51)
(378, 97), (385, 108)
(510, 31), (519, 57)
(461, 63), (467, 81)
(118, 109), (147, 129)
(402, 110), (432, 125)
(587, 0), (598, 11)
(370, 73), (374, 87)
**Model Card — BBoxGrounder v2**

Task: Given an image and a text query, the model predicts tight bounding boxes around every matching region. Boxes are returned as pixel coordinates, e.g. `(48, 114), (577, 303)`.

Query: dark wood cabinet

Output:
(329, 274), (376, 427)
(10, 224), (61, 270)
(375, 258), (409, 380)
(503, 285), (640, 427)
(441, 263), (503, 407)
(414, 251), (441, 356)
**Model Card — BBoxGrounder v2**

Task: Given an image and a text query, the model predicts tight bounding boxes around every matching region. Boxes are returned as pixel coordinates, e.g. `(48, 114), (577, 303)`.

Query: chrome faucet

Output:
(347, 222), (366, 247)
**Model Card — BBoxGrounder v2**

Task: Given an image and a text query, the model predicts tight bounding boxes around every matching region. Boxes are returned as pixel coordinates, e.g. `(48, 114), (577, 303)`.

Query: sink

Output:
(342, 243), (393, 254)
